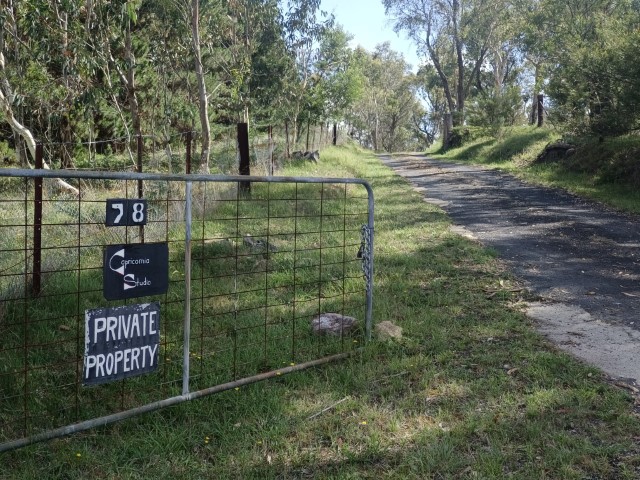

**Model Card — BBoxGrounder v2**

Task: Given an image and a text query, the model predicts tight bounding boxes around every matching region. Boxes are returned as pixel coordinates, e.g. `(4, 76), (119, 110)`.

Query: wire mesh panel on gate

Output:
(0, 170), (373, 451)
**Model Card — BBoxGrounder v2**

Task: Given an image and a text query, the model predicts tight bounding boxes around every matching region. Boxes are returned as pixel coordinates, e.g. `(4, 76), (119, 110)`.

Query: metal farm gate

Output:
(0, 169), (374, 451)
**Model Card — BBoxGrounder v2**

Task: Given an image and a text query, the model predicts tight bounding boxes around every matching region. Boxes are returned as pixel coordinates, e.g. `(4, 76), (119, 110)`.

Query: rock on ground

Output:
(311, 313), (358, 336)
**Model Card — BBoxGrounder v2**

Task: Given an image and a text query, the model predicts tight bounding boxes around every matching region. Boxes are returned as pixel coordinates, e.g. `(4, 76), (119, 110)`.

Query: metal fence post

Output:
(182, 181), (193, 396)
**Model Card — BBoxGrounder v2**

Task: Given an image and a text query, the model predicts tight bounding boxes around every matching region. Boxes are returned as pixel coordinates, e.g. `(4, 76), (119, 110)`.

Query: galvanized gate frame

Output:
(0, 168), (374, 452)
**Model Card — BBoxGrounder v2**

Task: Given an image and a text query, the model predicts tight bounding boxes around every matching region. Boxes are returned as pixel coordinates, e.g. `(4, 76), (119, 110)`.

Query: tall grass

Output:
(431, 126), (640, 213)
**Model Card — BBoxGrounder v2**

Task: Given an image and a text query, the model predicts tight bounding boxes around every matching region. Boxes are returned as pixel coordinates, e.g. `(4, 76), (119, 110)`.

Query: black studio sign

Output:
(103, 243), (169, 300)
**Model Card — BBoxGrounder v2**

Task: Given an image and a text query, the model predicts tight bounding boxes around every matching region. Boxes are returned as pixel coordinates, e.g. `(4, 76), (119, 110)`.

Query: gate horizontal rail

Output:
(0, 168), (374, 452)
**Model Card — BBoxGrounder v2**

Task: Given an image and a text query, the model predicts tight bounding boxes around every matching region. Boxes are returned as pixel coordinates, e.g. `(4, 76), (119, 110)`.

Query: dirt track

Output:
(383, 154), (640, 382)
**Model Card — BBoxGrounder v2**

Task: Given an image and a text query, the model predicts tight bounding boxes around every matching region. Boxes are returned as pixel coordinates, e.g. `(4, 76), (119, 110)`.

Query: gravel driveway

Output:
(383, 154), (640, 382)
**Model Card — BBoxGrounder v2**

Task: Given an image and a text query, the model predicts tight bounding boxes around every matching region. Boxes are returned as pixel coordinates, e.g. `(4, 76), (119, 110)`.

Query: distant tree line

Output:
(384, 0), (640, 143)
(0, 0), (432, 171)
(3, 0), (636, 167)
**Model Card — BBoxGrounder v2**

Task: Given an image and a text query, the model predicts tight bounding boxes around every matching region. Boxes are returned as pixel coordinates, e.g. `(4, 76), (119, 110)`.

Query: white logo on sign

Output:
(109, 249), (152, 291)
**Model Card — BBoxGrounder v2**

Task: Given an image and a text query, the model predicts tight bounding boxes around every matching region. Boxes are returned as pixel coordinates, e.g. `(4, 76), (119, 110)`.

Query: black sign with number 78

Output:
(105, 199), (148, 226)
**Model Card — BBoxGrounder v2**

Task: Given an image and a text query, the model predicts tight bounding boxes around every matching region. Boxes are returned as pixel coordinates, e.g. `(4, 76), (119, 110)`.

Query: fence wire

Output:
(0, 168), (373, 452)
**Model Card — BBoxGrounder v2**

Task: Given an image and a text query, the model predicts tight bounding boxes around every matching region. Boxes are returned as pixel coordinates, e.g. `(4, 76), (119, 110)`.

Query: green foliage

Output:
(467, 87), (526, 134)
(547, 22), (640, 136)
(445, 126), (488, 149)
(348, 44), (428, 152)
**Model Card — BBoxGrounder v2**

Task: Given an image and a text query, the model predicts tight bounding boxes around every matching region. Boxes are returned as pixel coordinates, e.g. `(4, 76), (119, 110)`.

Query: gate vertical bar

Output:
(182, 181), (193, 395)
(32, 143), (43, 297)
(365, 185), (375, 341)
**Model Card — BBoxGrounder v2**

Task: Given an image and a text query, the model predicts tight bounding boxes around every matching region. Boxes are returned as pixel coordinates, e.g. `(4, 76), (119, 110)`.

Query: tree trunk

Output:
(530, 62), (543, 125)
(125, 19), (141, 140)
(191, 0), (211, 172)
(442, 113), (453, 149)
(452, 0), (464, 124)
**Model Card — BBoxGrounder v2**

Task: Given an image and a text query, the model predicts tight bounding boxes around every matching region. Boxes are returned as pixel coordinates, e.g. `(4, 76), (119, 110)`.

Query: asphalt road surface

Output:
(383, 154), (640, 382)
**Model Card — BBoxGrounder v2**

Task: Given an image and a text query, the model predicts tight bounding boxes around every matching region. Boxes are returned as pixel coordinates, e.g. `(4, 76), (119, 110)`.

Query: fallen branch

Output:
(483, 288), (525, 299)
(370, 371), (409, 384)
(307, 396), (349, 420)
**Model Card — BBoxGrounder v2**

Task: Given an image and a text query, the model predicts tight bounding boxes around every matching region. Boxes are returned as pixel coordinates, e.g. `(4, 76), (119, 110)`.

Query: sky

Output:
(319, 0), (422, 72)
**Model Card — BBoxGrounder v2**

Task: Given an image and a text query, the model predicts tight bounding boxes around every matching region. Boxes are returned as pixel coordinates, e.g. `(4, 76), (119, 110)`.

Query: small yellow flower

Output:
(257, 440), (263, 445)
(75, 452), (82, 458)
(360, 421), (367, 425)
(289, 363), (296, 366)
(235, 387), (240, 391)
(276, 372), (282, 376)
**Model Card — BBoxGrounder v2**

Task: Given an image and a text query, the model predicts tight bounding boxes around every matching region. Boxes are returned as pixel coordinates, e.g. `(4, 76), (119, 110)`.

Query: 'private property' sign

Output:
(83, 302), (161, 386)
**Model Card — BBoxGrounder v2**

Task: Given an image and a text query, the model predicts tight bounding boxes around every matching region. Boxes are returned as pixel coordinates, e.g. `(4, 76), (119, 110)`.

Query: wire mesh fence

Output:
(27, 123), (345, 177)
(0, 168), (373, 452)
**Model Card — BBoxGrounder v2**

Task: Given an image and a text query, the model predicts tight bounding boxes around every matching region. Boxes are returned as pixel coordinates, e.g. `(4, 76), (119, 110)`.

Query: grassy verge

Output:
(431, 126), (640, 213)
(5, 144), (640, 478)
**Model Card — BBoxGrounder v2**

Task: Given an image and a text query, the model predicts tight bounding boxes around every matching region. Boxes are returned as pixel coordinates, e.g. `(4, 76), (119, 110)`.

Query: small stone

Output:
(311, 313), (358, 336)
(375, 321), (403, 340)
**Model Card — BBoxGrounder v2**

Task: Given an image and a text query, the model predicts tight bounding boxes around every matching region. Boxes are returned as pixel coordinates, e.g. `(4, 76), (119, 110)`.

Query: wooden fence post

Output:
(238, 122), (251, 195)
(185, 131), (192, 174)
(537, 94), (544, 127)
(32, 143), (43, 297)
(268, 125), (274, 176)
(285, 120), (291, 159)
(137, 134), (144, 243)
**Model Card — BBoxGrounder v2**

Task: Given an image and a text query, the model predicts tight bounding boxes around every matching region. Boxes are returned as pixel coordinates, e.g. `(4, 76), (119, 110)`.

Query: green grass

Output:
(4, 143), (640, 478)
(430, 126), (640, 213)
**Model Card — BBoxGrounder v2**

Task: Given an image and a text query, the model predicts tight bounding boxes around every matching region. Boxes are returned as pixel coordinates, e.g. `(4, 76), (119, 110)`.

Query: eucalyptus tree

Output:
(188, 0), (212, 171)
(0, 0), (85, 190)
(283, 0), (333, 145)
(517, 0), (638, 136)
(383, 0), (508, 126)
(348, 44), (426, 152)
(216, 0), (294, 128)
(0, 0), (100, 170)
(314, 25), (363, 140)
